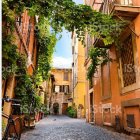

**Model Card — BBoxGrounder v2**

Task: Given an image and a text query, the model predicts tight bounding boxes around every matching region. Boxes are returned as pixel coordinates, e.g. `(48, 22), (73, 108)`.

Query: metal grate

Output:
(121, 34), (136, 87)
(127, 114), (135, 128)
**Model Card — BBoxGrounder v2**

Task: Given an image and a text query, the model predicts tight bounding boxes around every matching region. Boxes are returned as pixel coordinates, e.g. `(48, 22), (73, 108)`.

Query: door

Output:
(90, 92), (94, 122)
(62, 103), (68, 115)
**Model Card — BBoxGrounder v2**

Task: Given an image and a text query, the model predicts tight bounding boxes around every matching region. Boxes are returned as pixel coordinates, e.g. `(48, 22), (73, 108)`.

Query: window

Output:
(72, 46), (74, 54)
(53, 85), (55, 92)
(16, 16), (23, 33)
(60, 85), (63, 92)
(64, 85), (69, 93)
(16, 16), (22, 26)
(74, 36), (76, 45)
(121, 34), (136, 87)
(101, 62), (111, 99)
(103, 108), (111, 125)
(121, 0), (132, 5)
(102, 103), (112, 126)
(64, 72), (69, 81)
(55, 86), (59, 92)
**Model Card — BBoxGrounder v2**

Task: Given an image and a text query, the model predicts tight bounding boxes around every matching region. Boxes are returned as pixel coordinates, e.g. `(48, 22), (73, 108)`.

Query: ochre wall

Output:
(72, 37), (86, 118)
(93, 14), (140, 129)
(2, 11), (38, 118)
(50, 69), (72, 114)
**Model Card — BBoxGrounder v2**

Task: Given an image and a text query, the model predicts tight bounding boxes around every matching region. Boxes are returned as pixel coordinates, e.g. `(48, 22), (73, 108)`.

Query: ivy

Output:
(15, 61), (42, 114)
(36, 17), (57, 81)
(87, 47), (112, 83)
(3, 0), (127, 45)
(2, 0), (128, 98)
(2, 35), (19, 79)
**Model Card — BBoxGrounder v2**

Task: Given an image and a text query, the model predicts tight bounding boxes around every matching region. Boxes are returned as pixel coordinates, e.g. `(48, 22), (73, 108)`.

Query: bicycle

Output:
(2, 96), (22, 140)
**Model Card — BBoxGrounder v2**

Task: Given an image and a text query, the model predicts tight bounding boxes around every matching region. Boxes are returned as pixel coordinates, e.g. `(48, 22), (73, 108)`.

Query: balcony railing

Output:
(92, 0), (138, 14)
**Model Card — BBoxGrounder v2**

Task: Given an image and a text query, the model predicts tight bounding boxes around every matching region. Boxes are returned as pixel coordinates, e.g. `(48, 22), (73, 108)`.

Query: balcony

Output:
(110, 0), (140, 20)
(92, 0), (140, 48)
(92, 0), (140, 20)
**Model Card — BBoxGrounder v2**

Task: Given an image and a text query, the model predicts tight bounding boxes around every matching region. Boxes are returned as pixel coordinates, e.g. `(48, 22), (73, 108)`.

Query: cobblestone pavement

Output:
(21, 115), (134, 140)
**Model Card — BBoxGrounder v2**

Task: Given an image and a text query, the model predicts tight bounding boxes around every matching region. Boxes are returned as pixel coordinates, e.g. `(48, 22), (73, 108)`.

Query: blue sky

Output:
(53, 0), (83, 68)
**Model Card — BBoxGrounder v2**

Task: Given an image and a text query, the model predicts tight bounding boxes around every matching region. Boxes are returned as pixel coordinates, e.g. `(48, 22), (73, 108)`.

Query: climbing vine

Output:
(2, 0), (128, 87)
(2, 37), (19, 79)
(14, 55), (42, 113)
(3, 0), (127, 45)
(35, 18), (57, 81)
(87, 47), (112, 83)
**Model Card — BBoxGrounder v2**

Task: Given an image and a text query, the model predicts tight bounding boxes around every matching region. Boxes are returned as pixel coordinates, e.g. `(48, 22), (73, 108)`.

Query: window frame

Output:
(63, 71), (69, 81)
(102, 103), (112, 126)
(119, 26), (140, 94)
(101, 52), (112, 100)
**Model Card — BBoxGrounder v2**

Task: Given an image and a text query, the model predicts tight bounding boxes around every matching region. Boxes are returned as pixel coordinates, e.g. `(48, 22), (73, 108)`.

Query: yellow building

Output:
(40, 74), (55, 110)
(71, 31), (86, 118)
(50, 68), (72, 115)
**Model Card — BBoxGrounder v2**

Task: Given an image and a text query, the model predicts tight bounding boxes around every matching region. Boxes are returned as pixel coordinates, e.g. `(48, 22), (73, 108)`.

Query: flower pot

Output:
(24, 115), (35, 128)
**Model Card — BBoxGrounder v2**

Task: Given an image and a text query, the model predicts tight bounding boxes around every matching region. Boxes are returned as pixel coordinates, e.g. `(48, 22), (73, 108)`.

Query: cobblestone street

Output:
(21, 115), (134, 140)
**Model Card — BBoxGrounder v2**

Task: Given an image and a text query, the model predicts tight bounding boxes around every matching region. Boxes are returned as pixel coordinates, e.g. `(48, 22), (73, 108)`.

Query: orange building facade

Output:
(85, 0), (140, 135)
(2, 11), (38, 116)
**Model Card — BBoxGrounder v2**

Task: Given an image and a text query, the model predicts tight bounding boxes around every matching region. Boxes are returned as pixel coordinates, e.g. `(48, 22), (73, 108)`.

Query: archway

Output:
(53, 103), (59, 115)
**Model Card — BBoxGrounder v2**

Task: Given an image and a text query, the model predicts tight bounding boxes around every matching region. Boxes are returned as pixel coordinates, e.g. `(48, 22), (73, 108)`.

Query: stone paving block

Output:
(21, 115), (135, 140)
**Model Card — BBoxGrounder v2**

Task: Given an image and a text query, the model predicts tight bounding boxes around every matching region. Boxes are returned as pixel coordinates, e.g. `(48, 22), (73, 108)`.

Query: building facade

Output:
(2, 10), (38, 117)
(85, 0), (140, 136)
(49, 68), (72, 115)
(40, 74), (55, 111)
(71, 31), (86, 118)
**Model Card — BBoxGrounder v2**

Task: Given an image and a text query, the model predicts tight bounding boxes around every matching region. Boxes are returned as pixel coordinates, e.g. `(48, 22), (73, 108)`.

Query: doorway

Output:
(53, 103), (59, 115)
(62, 103), (68, 115)
(90, 92), (94, 122)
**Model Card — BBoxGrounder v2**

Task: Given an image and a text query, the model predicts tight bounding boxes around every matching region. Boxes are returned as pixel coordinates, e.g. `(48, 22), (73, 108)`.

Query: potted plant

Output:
(24, 112), (36, 129)
(66, 106), (77, 118)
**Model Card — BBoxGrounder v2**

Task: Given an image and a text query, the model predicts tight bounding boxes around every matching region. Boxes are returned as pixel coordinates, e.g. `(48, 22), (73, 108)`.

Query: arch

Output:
(53, 102), (59, 115)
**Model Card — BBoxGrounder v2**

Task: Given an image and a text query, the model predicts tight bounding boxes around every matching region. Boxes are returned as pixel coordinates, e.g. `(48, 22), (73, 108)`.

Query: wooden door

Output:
(62, 103), (68, 115)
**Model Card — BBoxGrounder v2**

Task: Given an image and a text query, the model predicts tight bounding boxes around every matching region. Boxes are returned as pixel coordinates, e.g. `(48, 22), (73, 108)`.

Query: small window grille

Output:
(121, 34), (136, 87)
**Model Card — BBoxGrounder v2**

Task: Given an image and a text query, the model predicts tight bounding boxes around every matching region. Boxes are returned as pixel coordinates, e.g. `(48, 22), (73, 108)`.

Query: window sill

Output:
(102, 95), (111, 101)
(121, 82), (140, 95)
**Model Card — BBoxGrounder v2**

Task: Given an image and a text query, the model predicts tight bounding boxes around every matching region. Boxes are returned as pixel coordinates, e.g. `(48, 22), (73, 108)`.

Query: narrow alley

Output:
(21, 116), (134, 140)
(2, 0), (140, 140)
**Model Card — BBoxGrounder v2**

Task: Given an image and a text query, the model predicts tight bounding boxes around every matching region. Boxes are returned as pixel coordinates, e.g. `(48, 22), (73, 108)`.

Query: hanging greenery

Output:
(2, 0), (128, 90)
(2, 32), (20, 79)
(3, 0), (127, 45)
(35, 17), (57, 81)
(87, 47), (112, 83)
(13, 55), (41, 114)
